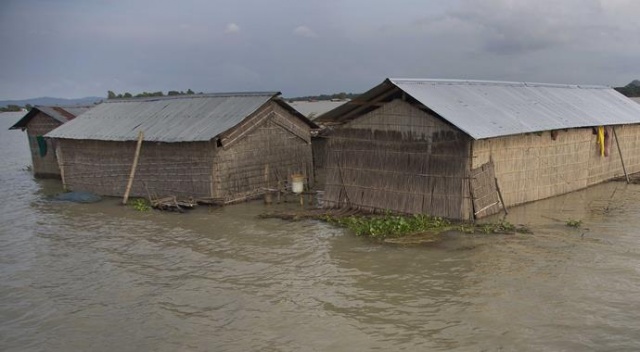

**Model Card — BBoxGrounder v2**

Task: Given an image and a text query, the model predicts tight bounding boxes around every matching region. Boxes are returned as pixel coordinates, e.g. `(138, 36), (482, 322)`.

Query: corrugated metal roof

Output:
(60, 106), (93, 118)
(46, 92), (281, 142)
(286, 100), (349, 120)
(9, 105), (93, 130)
(318, 78), (640, 140)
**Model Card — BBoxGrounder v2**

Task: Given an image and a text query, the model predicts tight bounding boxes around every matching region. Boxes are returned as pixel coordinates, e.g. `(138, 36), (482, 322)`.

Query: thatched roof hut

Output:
(316, 78), (640, 219)
(10, 105), (92, 178)
(46, 92), (317, 203)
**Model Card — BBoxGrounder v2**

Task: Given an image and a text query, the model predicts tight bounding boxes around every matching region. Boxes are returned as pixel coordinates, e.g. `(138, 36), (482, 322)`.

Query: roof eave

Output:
(8, 109), (39, 130)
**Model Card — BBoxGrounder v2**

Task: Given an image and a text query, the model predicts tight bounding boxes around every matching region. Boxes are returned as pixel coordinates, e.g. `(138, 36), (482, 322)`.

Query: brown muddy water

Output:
(1, 111), (640, 351)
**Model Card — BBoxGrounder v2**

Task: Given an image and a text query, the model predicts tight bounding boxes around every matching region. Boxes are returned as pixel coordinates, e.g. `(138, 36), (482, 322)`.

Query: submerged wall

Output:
(472, 125), (640, 207)
(214, 102), (314, 203)
(57, 139), (215, 198)
(27, 113), (62, 178)
(323, 99), (472, 219)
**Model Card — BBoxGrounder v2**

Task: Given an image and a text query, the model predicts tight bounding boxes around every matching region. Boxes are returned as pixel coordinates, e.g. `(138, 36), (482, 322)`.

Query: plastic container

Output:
(291, 174), (305, 194)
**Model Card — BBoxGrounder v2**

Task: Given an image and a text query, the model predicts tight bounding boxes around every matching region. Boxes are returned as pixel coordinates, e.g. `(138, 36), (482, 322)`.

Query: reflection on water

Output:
(1, 112), (640, 351)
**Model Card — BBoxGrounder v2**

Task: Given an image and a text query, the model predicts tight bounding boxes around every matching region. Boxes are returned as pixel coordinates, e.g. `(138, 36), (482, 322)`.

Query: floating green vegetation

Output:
(130, 198), (151, 212)
(565, 219), (582, 228)
(321, 213), (530, 240)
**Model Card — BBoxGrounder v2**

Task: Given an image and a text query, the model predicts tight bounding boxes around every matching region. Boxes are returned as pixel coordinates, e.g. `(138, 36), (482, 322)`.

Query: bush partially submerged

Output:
(322, 213), (529, 240)
(565, 219), (582, 228)
(129, 198), (151, 212)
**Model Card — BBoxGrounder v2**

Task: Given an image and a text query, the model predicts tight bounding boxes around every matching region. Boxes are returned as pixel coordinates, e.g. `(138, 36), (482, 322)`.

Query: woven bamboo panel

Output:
(472, 125), (640, 208)
(59, 139), (215, 198)
(312, 137), (327, 189)
(323, 99), (472, 219)
(469, 161), (501, 218)
(214, 116), (313, 202)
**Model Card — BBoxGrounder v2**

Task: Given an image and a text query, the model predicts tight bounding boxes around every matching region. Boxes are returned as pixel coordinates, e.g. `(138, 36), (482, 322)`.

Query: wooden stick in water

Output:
(612, 126), (630, 184)
(122, 131), (144, 205)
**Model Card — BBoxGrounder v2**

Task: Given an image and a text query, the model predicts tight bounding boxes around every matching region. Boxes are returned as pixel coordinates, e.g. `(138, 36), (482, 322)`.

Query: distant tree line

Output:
(0, 104), (32, 112)
(107, 89), (200, 99)
(287, 92), (360, 102)
(615, 80), (640, 97)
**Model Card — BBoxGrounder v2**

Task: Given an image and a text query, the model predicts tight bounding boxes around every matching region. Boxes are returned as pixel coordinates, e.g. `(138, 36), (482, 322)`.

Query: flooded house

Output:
(287, 99), (349, 188)
(46, 92), (316, 203)
(316, 78), (640, 220)
(9, 105), (93, 178)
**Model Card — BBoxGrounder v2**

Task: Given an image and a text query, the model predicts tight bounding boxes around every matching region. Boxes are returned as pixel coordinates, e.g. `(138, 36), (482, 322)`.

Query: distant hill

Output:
(614, 80), (640, 97)
(0, 96), (103, 108)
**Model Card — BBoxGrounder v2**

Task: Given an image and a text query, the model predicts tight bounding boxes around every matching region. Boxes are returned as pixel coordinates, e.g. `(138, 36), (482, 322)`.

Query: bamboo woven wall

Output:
(27, 113), (63, 178)
(323, 99), (472, 219)
(472, 125), (640, 207)
(469, 161), (501, 218)
(220, 101), (311, 148)
(311, 136), (327, 189)
(213, 105), (314, 203)
(587, 124), (640, 183)
(271, 102), (313, 144)
(58, 139), (215, 198)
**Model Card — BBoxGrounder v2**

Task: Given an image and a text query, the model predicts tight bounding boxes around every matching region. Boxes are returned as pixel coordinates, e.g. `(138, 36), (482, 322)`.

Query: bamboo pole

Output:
(56, 145), (67, 191)
(612, 126), (630, 184)
(264, 164), (272, 204)
(495, 177), (508, 215)
(122, 131), (144, 205)
(209, 175), (214, 198)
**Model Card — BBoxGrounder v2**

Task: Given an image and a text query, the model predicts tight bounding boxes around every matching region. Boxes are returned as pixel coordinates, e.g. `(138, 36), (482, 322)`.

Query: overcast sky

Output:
(1, 0), (640, 100)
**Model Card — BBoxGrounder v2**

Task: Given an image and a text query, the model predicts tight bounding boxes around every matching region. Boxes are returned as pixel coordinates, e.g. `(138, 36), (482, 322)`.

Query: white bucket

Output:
(291, 174), (304, 194)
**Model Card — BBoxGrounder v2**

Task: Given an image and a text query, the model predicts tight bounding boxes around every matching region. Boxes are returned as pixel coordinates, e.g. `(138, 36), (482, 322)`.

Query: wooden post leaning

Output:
(122, 130), (144, 205)
(612, 126), (630, 184)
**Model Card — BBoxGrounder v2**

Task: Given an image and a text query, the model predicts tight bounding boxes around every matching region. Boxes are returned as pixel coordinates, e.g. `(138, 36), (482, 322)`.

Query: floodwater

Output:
(1, 111), (640, 351)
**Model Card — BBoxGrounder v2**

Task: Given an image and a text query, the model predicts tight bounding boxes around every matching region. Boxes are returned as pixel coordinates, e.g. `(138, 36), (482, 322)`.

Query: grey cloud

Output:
(418, 0), (613, 55)
(1, 0), (640, 100)
(224, 23), (241, 34)
(293, 26), (318, 38)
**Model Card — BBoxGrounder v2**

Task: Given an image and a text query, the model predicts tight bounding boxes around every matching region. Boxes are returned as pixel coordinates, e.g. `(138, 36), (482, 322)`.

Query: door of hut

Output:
(469, 161), (502, 219)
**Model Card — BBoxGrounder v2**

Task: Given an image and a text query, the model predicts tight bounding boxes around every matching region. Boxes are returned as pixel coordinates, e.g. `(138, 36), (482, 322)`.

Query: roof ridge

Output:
(388, 78), (610, 89)
(105, 91), (280, 103)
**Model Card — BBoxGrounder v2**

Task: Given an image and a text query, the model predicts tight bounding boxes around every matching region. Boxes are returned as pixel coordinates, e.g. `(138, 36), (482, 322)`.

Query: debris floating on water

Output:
(52, 191), (102, 203)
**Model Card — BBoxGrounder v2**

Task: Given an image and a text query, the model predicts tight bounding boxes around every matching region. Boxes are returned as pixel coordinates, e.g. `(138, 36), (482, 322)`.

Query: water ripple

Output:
(2, 114), (640, 351)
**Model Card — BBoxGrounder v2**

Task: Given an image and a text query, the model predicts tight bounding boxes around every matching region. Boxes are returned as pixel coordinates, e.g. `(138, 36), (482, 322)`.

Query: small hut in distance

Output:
(10, 106), (93, 178)
(46, 92), (317, 204)
(317, 78), (640, 220)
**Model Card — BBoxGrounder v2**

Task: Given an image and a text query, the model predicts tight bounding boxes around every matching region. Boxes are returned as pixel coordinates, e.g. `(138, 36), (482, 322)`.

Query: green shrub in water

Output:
(324, 213), (529, 239)
(566, 219), (582, 228)
(130, 198), (151, 212)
